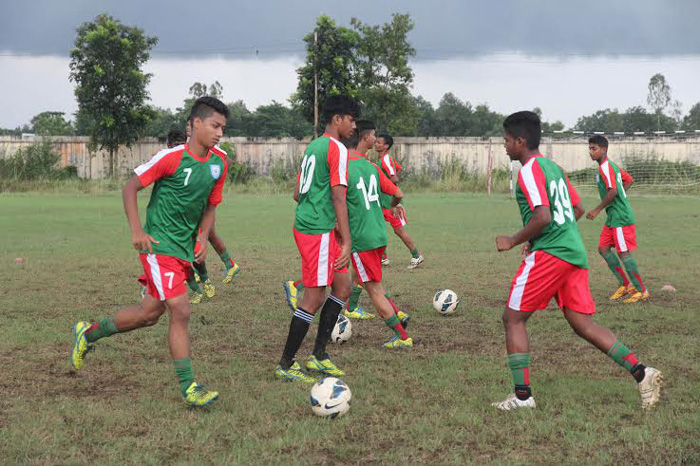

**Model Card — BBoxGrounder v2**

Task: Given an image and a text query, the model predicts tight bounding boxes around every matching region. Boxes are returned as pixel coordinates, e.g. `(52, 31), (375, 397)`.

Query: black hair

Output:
(503, 111), (541, 150)
(188, 96), (229, 123)
(588, 135), (609, 148)
(166, 128), (186, 147)
(355, 120), (376, 140)
(377, 133), (394, 150)
(342, 129), (359, 150)
(321, 95), (360, 126)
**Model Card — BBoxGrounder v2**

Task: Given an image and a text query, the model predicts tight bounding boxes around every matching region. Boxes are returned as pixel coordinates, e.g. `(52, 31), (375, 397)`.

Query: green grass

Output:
(1, 192), (699, 464)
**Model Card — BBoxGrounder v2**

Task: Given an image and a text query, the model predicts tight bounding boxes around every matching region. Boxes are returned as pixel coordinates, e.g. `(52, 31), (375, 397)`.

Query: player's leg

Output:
(165, 293), (218, 407)
(366, 281), (413, 349)
(383, 288), (409, 328)
(186, 268), (204, 304)
(616, 226), (649, 303)
(209, 225), (241, 284)
(193, 260), (215, 299)
(393, 224), (423, 269)
(599, 227), (632, 300)
(343, 270), (374, 319)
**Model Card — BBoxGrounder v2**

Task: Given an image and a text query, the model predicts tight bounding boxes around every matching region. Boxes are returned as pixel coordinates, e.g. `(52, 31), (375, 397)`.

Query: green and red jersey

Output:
(347, 152), (399, 252)
(516, 156), (588, 269)
(379, 153), (402, 209)
(596, 158), (636, 227)
(134, 143), (228, 262)
(294, 133), (348, 234)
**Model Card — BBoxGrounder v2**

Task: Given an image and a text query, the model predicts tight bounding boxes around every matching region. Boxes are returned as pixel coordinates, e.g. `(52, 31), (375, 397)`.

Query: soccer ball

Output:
(309, 377), (352, 418)
(433, 289), (459, 315)
(331, 314), (352, 343)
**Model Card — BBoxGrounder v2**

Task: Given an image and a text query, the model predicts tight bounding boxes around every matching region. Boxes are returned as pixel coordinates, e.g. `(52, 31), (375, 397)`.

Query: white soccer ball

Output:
(309, 377), (352, 418)
(433, 289), (459, 315)
(331, 314), (352, 343)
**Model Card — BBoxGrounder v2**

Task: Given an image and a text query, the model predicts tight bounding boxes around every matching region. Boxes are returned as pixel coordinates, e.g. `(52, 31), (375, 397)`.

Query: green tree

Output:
(69, 14), (157, 177)
(433, 93), (473, 136)
(574, 109), (625, 133)
(413, 95), (436, 137)
(682, 102), (700, 131)
(30, 111), (74, 136)
(646, 73), (672, 130)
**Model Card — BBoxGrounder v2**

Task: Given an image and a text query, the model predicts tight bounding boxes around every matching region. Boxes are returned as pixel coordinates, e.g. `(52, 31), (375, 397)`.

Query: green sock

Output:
(622, 256), (646, 293)
(384, 314), (408, 339)
(194, 262), (209, 282)
(187, 276), (201, 293)
(219, 250), (235, 270)
(173, 357), (195, 395)
(348, 284), (363, 311)
(84, 316), (119, 343)
(508, 353), (531, 386)
(607, 340), (640, 374)
(410, 247), (420, 259)
(602, 251), (627, 286)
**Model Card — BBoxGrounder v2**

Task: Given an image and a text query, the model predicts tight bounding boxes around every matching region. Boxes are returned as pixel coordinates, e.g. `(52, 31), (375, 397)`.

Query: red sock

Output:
(394, 321), (408, 340)
(615, 267), (630, 287)
(387, 297), (400, 315)
(293, 279), (303, 288)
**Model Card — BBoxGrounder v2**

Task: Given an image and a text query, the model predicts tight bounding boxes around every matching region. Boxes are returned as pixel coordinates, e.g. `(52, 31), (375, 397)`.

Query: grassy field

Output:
(1, 190), (699, 464)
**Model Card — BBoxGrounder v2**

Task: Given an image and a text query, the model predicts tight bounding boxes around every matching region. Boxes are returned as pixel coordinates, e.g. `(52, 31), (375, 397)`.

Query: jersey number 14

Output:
(356, 175), (380, 210)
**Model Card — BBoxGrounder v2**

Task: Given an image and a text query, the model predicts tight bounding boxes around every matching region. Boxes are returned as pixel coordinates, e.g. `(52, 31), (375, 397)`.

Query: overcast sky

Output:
(1, 0), (699, 128)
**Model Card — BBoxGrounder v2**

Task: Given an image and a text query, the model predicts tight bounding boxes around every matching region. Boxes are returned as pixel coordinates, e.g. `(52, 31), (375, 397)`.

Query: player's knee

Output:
(333, 285), (351, 302)
(139, 311), (162, 327)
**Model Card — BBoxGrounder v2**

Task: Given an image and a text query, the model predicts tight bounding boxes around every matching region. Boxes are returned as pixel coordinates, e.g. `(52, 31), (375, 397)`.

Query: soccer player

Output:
(492, 111), (662, 411)
(586, 135), (648, 303)
(344, 120), (412, 346)
(374, 133), (424, 269)
(275, 95), (359, 383)
(71, 97), (230, 408)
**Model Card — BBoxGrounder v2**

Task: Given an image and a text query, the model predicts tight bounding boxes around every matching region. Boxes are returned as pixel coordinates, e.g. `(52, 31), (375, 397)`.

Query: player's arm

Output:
(620, 168), (634, 191)
(565, 175), (585, 220)
(293, 171), (301, 203)
(587, 187), (616, 220)
(196, 157), (229, 263)
(122, 175), (159, 253)
(378, 167), (403, 207)
(332, 185), (351, 269)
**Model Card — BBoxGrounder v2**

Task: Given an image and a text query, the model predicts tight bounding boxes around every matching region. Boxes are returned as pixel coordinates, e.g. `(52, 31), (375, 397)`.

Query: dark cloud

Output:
(2, 0), (700, 58)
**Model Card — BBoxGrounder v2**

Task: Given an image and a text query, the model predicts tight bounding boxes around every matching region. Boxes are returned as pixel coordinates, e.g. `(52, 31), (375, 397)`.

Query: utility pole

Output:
(313, 30), (319, 138)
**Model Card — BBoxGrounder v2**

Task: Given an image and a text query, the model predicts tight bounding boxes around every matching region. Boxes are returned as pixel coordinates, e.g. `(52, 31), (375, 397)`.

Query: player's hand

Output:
(495, 235), (515, 252)
(336, 243), (351, 270)
(394, 204), (406, 219)
(194, 238), (208, 264)
(521, 242), (532, 256)
(586, 209), (599, 220)
(131, 228), (159, 253)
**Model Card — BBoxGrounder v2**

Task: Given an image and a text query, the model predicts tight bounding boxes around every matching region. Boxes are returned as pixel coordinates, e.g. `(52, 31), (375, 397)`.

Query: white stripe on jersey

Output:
(328, 136), (348, 186)
(382, 154), (396, 176)
(519, 158), (543, 207)
(317, 232), (331, 286)
(134, 145), (183, 176)
(352, 252), (370, 283)
(146, 254), (166, 300)
(600, 160), (614, 188)
(508, 252), (536, 311)
(615, 227), (628, 252)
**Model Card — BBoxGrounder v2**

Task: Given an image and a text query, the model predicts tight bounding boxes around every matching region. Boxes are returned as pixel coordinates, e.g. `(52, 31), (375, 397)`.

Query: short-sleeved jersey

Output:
(135, 144), (228, 262)
(347, 153), (398, 252)
(516, 156), (588, 269)
(294, 134), (348, 234)
(596, 158), (636, 227)
(379, 153), (402, 209)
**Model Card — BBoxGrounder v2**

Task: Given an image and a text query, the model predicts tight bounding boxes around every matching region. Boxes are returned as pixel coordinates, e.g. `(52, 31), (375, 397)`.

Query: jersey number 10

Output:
(299, 155), (316, 194)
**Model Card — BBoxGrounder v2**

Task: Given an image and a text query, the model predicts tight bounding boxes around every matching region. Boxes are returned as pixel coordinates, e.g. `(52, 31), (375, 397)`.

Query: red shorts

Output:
(351, 246), (385, 284)
(138, 253), (191, 301)
(294, 228), (346, 288)
(599, 225), (637, 253)
(507, 250), (595, 314)
(383, 208), (407, 229)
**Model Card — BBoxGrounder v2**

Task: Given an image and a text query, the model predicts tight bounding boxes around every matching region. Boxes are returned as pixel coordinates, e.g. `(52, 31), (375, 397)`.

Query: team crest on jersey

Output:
(210, 165), (221, 180)
(595, 173), (600, 182)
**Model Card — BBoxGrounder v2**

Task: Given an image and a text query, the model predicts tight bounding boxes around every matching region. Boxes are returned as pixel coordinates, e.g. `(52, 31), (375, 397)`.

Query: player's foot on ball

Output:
(183, 382), (219, 408)
(639, 367), (663, 410)
(305, 354), (345, 376)
(343, 306), (375, 319)
(222, 263), (241, 284)
(275, 362), (316, 383)
(283, 280), (298, 312)
(381, 257), (391, 266)
(190, 292), (203, 304)
(71, 321), (93, 371)
(397, 310), (411, 329)
(491, 393), (536, 411)
(382, 336), (413, 349)
(610, 284), (635, 300)
(202, 279), (216, 299)
(623, 290), (649, 304)
(407, 255), (424, 270)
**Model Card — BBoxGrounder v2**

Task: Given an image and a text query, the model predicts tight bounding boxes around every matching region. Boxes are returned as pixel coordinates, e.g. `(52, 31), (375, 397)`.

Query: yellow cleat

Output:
(382, 336), (413, 349)
(610, 285), (635, 301)
(194, 272), (201, 283)
(183, 382), (219, 408)
(343, 306), (375, 319)
(202, 279), (216, 299)
(71, 321), (93, 370)
(190, 292), (203, 305)
(283, 280), (298, 312)
(222, 263), (241, 284)
(305, 354), (345, 376)
(623, 290), (650, 304)
(275, 361), (317, 383)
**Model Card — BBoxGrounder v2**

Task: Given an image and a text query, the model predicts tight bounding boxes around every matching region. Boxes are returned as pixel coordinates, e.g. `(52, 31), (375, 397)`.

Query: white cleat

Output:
(381, 257), (390, 266)
(492, 393), (536, 411)
(407, 255), (424, 270)
(639, 367), (663, 411)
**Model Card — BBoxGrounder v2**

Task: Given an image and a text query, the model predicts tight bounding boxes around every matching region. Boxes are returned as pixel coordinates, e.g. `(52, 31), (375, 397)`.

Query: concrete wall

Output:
(2, 135), (699, 179)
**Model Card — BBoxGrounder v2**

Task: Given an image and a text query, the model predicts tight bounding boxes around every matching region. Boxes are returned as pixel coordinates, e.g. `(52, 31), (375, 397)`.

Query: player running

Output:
(374, 133), (424, 269)
(275, 95), (359, 383)
(492, 111), (662, 411)
(586, 135), (649, 304)
(71, 97), (229, 408)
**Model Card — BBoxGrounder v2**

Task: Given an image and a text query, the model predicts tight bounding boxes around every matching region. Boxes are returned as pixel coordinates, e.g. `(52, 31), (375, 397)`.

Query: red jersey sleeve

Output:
(518, 159), (549, 210)
(208, 156), (229, 206)
(394, 159), (403, 174)
(134, 148), (183, 188)
(619, 168), (633, 185)
(377, 166), (398, 196)
(327, 138), (348, 187)
(565, 175), (581, 206)
(381, 154), (397, 176)
(599, 161), (616, 190)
